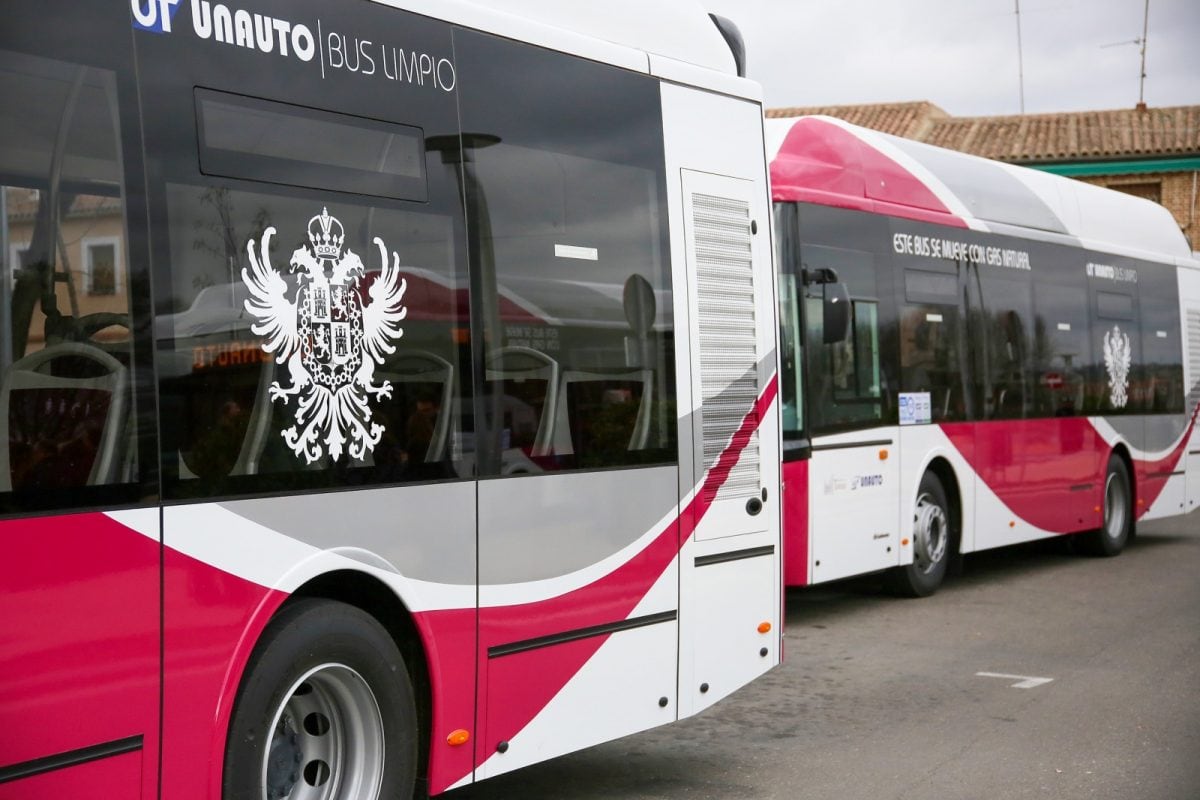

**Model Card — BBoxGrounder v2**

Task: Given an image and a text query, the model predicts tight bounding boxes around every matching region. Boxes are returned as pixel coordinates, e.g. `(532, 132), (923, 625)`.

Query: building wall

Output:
(1079, 170), (1200, 253)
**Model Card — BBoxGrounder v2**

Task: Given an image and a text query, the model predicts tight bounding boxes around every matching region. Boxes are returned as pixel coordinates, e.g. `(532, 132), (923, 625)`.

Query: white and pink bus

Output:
(0, 2), (782, 798)
(768, 115), (1200, 596)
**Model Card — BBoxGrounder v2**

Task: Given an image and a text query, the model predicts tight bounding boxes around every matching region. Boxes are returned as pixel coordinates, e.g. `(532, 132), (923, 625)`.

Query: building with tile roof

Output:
(767, 103), (1200, 253)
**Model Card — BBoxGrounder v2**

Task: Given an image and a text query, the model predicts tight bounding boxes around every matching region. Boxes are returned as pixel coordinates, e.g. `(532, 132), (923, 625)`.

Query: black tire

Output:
(1079, 455), (1132, 557)
(223, 599), (417, 800)
(885, 471), (953, 597)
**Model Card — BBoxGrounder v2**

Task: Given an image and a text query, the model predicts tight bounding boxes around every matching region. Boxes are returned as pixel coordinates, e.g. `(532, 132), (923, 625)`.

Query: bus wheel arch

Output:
(886, 458), (960, 598)
(223, 572), (431, 800)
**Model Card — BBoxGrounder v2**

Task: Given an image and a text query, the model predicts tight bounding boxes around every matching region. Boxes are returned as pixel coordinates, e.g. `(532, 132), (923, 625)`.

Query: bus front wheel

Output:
(223, 599), (417, 800)
(886, 471), (952, 598)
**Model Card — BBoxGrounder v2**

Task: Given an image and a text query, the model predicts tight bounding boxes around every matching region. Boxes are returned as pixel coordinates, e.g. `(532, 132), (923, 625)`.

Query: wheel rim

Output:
(261, 663), (385, 800)
(1103, 471), (1128, 541)
(913, 492), (948, 574)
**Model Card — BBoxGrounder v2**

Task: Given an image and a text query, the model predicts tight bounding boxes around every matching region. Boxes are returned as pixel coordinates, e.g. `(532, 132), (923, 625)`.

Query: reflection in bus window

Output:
(1033, 283), (1090, 416)
(900, 305), (967, 422)
(458, 29), (676, 475)
(156, 184), (469, 495)
(0, 52), (136, 506)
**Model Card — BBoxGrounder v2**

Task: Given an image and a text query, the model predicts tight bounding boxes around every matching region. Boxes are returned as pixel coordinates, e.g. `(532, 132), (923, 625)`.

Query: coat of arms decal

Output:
(1102, 324), (1132, 409)
(243, 207), (408, 462)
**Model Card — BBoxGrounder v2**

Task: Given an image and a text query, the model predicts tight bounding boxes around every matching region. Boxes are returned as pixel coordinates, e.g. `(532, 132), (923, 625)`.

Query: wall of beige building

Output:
(1079, 171), (1200, 255)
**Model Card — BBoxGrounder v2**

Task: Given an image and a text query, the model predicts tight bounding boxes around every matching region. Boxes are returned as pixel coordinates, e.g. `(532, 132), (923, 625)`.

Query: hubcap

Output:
(1103, 472), (1127, 541)
(262, 664), (385, 800)
(913, 492), (948, 574)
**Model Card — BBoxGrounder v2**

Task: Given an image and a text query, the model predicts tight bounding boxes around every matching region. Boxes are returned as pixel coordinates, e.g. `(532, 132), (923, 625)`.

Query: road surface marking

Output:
(976, 671), (1054, 689)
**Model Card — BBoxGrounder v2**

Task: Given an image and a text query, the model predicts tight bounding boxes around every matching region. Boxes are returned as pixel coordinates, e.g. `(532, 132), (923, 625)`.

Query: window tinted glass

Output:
(196, 89), (426, 201)
(1033, 283), (1091, 416)
(974, 272), (1033, 419)
(899, 304), (968, 422)
(804, 246), (887, 433)
(1137, 261), (1184, 414)
(156, 188), (468, 494)
(0, 48), (143, 512)
(774, 203), (803, 440)
(1097, 291), (1134, 320)
(139, 3), (471, 498)
(455, 30), (675, 475)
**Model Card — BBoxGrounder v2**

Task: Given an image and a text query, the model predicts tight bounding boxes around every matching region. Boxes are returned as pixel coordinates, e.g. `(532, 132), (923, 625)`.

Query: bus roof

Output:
(378, 0), (748, 95)
(765, 115), (1193, 262)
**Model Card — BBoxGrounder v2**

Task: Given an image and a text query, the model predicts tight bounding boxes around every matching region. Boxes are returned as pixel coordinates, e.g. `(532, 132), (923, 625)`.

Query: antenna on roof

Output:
(1014, 0), (1025, 114)
(1100, 0), (1150, 110)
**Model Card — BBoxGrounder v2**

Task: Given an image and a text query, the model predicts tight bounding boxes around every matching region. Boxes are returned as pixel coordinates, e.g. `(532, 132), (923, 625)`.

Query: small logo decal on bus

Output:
(242, 208), (409, 463)
(131, 0), (183, 33)
(1102, 325), (1132, 409)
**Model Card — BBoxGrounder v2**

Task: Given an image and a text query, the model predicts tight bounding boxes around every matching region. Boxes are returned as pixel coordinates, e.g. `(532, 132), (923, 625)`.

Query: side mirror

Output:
(823, 282), (851, 344)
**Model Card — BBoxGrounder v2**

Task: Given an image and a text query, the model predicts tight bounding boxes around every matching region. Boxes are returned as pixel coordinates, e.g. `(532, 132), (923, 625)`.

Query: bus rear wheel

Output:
(223, 599), (417, 800)
(1079, 456), (1132, 557)
(886, 471), (952, 598)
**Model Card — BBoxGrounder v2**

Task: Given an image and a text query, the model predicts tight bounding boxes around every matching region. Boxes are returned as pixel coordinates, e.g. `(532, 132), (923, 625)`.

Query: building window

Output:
(83, 237), (120, 295)
(6, 243), (29, 287)
(1108, 181), (1162, 204)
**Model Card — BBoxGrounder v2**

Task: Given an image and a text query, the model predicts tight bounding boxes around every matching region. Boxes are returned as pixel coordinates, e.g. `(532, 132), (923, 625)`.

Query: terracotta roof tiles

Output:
(767, 102), (1200, 163)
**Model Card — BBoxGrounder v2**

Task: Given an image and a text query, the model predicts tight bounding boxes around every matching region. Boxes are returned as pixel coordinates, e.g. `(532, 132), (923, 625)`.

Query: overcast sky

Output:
(703, 0), (1200, 117)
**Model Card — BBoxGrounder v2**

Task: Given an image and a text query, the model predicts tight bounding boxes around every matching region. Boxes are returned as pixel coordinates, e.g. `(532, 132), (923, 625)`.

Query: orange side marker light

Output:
(879, 449), (889, 461)
(1009, 521), (1016, 528)
(447, 729), (471, 747)
(901, 538), (910, 546)
(757, 621), (772, 634)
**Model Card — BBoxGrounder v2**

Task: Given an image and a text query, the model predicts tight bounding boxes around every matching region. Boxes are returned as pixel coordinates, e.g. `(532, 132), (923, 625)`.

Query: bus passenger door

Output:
(1182, 272), (1200, 513)
(802, 244), (900, 583)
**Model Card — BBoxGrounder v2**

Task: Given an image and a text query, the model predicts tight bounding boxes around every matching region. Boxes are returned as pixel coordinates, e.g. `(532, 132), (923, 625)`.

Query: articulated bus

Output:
(0, 2), (782, 797)
(767, 115), (1200, 596)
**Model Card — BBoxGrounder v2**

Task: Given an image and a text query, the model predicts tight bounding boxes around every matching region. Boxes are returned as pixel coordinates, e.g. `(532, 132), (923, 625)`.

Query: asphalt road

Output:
(446, 511), (1200, 800)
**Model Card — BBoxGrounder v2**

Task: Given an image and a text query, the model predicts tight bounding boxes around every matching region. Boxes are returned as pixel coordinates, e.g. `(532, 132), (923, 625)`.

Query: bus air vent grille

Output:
(1187, 309), (1200, 408)
(692, 192), (759, 503)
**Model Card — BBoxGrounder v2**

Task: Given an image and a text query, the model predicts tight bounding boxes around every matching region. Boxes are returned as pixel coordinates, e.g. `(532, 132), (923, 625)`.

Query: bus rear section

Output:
(768, 114), (1199, 596)
(0, 2), (780, 798)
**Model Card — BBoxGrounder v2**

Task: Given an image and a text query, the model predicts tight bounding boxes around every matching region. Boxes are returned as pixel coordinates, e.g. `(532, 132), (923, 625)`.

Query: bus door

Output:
(1177, 266), (1200, 513)
(801, 241), (900, 583)
(0, 3), (160, 796)
(775, 206), (812, 585)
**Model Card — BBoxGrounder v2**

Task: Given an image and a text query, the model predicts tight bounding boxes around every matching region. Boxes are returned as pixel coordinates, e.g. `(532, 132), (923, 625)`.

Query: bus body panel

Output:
(807, 428), (900, 582)
(781, 458), (809, 585)
(0, 512), (159, 797)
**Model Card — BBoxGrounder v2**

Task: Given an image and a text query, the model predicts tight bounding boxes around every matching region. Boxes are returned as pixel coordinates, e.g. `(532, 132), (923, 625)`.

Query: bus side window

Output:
(899, 305), (968, 422)
(802, 245), (887, 434)
(456, 28), (676, 474)
(1033, 283), (1090, 417)
(1, 53), (137, 506)
(976, 273), (1033, 420)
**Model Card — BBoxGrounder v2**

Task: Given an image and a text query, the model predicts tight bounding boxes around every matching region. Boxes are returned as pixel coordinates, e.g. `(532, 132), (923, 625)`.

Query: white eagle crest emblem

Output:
(1102, 324), (1132, 409)
(242, 207), (408, 463)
